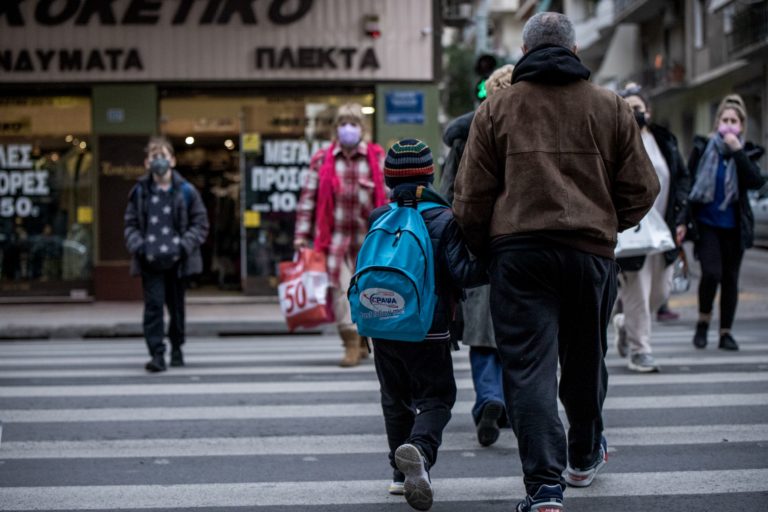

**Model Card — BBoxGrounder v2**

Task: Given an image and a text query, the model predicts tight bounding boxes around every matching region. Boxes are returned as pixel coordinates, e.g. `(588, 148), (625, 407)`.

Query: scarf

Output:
(689, 135), (739, 210)
(314, 142), (386, 252)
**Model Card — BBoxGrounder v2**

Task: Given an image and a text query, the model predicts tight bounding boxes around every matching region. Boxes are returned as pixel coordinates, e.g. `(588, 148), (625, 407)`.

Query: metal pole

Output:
(475, 0), (490, 56)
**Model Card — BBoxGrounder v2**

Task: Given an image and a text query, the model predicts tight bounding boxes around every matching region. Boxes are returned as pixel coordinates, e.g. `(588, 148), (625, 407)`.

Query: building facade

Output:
(0, 0), (442, 300)
(567, 0), (768, 160)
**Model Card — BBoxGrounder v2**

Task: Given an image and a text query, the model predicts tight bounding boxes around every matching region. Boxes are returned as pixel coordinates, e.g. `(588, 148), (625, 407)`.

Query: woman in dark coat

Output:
(688, 94), (765, 351)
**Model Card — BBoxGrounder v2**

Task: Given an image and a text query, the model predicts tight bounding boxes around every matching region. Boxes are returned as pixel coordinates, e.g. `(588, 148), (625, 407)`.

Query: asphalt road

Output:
(1, 321), (767, 511)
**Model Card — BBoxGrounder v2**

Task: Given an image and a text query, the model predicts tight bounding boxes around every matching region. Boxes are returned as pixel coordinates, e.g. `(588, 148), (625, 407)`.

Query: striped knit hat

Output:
(383, 139), (434, 180)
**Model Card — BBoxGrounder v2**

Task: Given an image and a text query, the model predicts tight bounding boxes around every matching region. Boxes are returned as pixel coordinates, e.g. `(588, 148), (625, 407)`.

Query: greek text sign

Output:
(0, 144), (50, 219)
(0, 0), (433, 82)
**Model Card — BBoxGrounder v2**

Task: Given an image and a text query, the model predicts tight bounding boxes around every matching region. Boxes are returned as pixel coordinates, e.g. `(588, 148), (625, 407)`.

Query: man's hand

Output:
(293, 238), (309, 251)
(723, 133), (743, 152)
(675, 224), (687, 246)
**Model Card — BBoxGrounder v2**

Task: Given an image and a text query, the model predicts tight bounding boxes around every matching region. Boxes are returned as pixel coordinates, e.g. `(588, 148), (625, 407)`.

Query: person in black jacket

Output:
(441, 65), (515, 447)
(614, 84), (691, 372)
(366, 139), (486, 511)
(688, 94), (766, 351)
(124, 136), (209, 372)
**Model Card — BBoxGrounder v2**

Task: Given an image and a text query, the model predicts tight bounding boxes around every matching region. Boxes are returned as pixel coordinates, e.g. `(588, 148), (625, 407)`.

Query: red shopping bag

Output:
(277, 248), (335, 331)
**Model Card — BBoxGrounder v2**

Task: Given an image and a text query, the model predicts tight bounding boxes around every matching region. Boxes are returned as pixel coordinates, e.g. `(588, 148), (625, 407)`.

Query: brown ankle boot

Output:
(339, 330), (361, 367)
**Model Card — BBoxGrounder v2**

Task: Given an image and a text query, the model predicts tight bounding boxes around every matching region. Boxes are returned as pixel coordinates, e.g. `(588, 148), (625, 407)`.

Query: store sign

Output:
(0, 0), (432, 82)
(245, 139), (328, 215)
(385, 91), (425, 124)
(0, 144), (49, 218)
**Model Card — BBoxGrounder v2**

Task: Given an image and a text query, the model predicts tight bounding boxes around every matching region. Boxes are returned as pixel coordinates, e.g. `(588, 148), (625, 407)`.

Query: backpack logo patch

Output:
(360, 288), (405, 316)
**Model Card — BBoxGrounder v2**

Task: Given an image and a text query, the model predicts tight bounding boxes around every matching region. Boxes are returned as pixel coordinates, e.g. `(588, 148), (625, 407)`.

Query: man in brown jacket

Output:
(454, 12), (659, 512)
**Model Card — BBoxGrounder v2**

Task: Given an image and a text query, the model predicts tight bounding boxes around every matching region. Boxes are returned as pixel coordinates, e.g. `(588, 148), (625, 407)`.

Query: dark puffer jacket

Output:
(367, 184), (488, 342)
(687, 135), (765, 250)
(439, 111), (474, 204)
(124, 171), (209, 277)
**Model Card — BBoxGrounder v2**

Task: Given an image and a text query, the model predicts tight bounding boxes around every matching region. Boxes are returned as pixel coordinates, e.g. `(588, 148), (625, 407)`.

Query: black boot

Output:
(170, 347), (185, 367)
(692, 321), (708, 349)
(718, 332), (739, 351)
(477, 400), (504, 447)
(145, 352), (166, 372)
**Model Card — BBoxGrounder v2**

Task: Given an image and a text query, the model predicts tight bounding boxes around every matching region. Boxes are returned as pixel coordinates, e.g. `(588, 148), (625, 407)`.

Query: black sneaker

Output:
(515, 484), (564, 512)
(477, 400), (504, 447)
(145, 353), (166, 372)
(692, 321), (708, 349)
(394, 444), (432, 511)
(170, 347), (185, 367)
(718, 333), (739, 351)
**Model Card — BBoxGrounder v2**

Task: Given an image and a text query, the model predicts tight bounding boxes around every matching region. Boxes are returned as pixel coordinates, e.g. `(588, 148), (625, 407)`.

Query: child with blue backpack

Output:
(348, 139), (487, 511)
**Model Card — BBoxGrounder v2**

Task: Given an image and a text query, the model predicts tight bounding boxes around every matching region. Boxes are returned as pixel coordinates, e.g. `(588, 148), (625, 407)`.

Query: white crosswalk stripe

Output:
(0, 325), (766, 511)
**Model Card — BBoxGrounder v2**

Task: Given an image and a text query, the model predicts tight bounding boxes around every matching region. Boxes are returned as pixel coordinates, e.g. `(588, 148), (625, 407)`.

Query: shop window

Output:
(160, 90), (375, 294)
(0, 97), (93, 297)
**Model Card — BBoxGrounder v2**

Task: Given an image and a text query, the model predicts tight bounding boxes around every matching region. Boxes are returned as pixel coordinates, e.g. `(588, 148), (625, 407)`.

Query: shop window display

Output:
(160, 90), (374, 294)
(0, 97), (93, 297)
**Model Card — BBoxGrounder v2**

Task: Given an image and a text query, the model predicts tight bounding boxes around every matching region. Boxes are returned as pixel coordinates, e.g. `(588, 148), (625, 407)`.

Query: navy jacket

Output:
(124, 171), (209, 277)
(368, 184), (488, 342)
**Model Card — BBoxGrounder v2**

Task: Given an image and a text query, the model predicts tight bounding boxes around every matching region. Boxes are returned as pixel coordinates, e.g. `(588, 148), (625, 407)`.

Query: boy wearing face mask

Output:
(294, 103), (387, 367)
(124, 136), (209, 372)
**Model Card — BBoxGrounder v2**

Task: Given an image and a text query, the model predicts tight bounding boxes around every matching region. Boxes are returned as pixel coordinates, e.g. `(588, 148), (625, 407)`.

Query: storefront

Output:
(0, 0), (441, 300)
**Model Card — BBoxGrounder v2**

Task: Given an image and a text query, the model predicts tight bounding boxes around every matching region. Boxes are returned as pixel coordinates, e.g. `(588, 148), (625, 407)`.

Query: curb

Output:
(0, 321), (323, 340)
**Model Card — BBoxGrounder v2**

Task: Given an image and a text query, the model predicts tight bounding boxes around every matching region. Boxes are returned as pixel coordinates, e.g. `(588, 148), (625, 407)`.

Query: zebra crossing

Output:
(1, 322), (767, 511)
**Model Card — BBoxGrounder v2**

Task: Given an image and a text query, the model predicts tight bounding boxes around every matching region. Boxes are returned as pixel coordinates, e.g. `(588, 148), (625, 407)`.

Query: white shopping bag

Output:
(615, 208), (676, 258)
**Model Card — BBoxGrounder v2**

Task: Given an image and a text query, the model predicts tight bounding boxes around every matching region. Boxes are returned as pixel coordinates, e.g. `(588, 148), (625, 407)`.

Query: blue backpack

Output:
(348, 200), (443, 342)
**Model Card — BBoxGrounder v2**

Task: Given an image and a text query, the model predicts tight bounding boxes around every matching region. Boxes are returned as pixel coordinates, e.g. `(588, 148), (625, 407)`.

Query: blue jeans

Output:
(470, 346), (506, 425)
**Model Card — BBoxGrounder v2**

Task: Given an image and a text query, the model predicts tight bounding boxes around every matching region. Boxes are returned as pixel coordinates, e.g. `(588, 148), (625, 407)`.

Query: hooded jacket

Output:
(368, 184), (488, 342)
(124, 171), (209, 277)
(454, 45), (659, 259)
(439, 111), (475, 204)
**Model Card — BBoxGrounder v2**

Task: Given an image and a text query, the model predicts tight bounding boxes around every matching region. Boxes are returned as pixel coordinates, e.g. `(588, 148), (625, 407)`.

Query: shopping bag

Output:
(277, 248), (334, 331)
(670, 250), (691, 294)
(615, 208), (676, 258)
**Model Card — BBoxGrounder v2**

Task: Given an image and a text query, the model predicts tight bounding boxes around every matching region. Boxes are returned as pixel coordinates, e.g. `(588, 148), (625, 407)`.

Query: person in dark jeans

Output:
(453, 13), (659, 512)
(440, 65), (516, 447)
(688, 94), (765, 351)
(367, 139), (487, 511)
(124, 136), (209, 372)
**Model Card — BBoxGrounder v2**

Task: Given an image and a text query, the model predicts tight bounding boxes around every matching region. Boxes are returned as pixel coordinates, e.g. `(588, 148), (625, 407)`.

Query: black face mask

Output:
(633, 111), (648, 129)
(149, 156), (171, 177)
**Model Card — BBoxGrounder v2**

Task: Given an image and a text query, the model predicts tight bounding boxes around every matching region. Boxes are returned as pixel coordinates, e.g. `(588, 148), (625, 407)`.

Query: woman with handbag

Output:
(614, 84), (691, 372)
(688, 94), (766, 351)
(293, 103), (387, 367)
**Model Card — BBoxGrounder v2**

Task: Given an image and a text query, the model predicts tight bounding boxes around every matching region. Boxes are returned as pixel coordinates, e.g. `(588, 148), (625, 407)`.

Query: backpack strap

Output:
(181, 182), (193, 208)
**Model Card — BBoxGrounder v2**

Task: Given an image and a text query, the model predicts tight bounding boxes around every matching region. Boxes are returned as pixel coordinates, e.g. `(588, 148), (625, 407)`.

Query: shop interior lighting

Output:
(79, 141), (87, 149)
(185, 136), (195, 145)
(65, 135), (73, 143)
(361, 106), (375, 115)
(224, 139), (235, 150)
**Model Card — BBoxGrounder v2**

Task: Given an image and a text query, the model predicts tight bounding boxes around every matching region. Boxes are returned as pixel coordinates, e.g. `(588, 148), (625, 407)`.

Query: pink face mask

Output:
(718, 122), (741, 137)
(337, 123), (362, 148)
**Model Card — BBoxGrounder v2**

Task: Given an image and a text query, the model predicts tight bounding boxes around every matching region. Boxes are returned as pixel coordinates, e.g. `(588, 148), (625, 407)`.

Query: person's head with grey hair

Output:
(522, 12), (576, 53)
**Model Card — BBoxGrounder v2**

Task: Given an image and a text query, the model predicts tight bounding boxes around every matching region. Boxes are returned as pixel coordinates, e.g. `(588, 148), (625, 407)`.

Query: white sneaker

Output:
(395, 444), (433, 510)
(628, 353), (660, 373)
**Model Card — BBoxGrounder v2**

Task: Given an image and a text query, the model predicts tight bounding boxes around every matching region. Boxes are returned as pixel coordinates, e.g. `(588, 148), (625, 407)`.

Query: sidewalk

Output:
(1, 248), (765, 340)
(0, 297), (308, 339)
